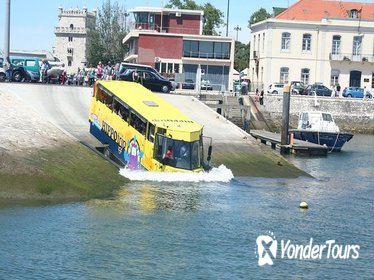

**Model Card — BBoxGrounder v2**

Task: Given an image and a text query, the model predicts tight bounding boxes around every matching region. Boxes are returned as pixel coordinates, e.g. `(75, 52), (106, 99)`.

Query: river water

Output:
(0, 135), (372, 279)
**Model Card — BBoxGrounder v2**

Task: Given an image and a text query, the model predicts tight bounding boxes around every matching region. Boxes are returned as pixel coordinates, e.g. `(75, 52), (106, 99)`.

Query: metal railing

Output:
(329, 53), (374, 62)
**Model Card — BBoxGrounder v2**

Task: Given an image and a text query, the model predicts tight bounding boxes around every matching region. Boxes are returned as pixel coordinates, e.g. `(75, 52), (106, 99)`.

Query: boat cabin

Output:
(297, 111), (339, 133)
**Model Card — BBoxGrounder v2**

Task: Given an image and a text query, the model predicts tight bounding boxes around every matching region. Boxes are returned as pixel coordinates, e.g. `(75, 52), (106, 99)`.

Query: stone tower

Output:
(54, 7), (96, 74)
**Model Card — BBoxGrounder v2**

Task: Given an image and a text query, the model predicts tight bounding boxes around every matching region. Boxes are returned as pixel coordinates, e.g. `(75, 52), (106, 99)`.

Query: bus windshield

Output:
(155, 134), (201, 170)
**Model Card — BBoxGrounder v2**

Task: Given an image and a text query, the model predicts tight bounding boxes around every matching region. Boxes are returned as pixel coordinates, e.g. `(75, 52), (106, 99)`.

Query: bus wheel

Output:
(104, 147), (111, 159)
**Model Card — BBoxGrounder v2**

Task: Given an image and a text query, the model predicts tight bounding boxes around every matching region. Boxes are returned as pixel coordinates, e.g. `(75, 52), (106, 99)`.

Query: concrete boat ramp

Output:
(0, 83), (306, 177)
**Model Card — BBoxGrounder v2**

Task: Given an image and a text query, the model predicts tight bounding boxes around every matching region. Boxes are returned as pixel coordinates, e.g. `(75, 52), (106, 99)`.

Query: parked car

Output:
(10, 56), (40, 82)
(119, 62), (160, 80)
(0, 57), (27, 82)
(182, 79), (195, 89)
(0, 67), (5, 82)
(303, 83), (332, 96)
(290, 81), (306, 95)
(342, 87), (372, 98)
(120, 68), (173, 93)
(201, 80), (213, 90)
(268, 83), (284, 94)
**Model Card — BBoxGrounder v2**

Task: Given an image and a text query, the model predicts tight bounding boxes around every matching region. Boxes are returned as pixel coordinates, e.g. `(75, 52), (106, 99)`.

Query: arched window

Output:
(70, 24), (74, 30)
(280, 67), (289, 84)
(302, 34), (311, 52)
(281, 32), (291, 51)
(349, 9), (358, 19)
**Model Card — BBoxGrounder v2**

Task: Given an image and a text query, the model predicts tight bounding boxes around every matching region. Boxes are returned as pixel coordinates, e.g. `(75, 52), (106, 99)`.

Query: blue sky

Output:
(0, 0), (372, 51)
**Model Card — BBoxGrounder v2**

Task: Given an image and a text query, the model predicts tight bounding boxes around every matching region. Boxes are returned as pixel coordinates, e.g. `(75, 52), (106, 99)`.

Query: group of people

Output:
(61, 61), (121, 86)
(330, 84), (342, 97)
(255, 88), (265, 105)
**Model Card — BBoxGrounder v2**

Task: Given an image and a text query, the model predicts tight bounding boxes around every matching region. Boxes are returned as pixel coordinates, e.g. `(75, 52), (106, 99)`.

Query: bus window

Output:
(147, 123), (155, 143)
(154, 135), (200, 170)
(96, 86), (113, 109)
(131, 111), (146, 135)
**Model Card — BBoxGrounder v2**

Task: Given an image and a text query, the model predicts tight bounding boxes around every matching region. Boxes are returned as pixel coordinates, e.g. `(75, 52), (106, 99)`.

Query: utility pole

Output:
(4, 0), (11, 59)
(234, 25), (241, 41)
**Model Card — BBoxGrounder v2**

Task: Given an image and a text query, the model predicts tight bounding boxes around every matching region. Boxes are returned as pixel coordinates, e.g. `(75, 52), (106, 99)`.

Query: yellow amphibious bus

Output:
(88, 80), (212, 172)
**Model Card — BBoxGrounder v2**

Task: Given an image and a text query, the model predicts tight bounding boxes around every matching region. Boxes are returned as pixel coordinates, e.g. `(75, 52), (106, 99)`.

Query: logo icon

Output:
(256, 232), (277, 266)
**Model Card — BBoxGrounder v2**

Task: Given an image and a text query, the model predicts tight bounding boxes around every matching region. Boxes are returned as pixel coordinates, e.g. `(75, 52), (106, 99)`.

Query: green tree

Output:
(234, 41), (250, 71)
(248, 8), (271, 27)
(86, 0), (127, 67)
(202, 2), (224, 35)
(165, 0), (224, 35)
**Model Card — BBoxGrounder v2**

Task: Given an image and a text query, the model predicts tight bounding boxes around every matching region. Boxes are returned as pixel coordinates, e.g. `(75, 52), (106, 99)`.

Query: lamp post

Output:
(4, 0), (11, 59)
(234, 25), (241, 41)
(123, 9), (129, 32)
(226, 0), (230, 36)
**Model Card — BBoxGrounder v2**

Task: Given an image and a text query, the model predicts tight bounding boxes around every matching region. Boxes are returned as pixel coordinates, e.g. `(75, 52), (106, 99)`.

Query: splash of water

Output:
(119, 164), (233, 182)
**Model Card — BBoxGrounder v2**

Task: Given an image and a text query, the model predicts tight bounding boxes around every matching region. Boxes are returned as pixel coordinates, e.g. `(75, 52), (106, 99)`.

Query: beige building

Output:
(249, 0), (374, 91)
(54, 7), (96, 74)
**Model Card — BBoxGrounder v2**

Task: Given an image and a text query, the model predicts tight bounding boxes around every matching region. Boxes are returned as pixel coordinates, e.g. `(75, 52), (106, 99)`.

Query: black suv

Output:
(303, 83), (332, 96)
(120, 68), (173, 93)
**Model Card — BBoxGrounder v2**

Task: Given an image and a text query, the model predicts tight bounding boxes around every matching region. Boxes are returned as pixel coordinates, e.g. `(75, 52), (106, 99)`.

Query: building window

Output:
(332, 35), (341, 55)
(302, 34), (311, 52)
(258, 34), (260, 54)
(353, 36), (362, 56)
(281, 32), (290, 51)
(70, 24), (74, 30)
(280, 67), (289, 84)
(262, 33), (265, 53)
(161, 63), (167, 73)
(301, 68), (310, 84)
(68, 36), (73, 42)
(183, 40), (230, 60)
(68, 60), (72, 67)
(372, 73), (374, 89)
(349, 9), (359, 19)
(253, 35), (256, 50)
(331, 69), (340, 86)
(199, 41), (214, 59)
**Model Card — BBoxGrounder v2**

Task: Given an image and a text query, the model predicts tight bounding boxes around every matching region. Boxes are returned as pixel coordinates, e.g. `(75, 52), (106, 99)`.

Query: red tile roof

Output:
(275, 0), (374, 21)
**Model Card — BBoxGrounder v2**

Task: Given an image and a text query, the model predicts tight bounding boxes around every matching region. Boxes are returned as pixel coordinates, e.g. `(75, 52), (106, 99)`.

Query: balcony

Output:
(128, 22), (201, 35)
(329, 53), (374, 63)
(54, 26), (87, 35)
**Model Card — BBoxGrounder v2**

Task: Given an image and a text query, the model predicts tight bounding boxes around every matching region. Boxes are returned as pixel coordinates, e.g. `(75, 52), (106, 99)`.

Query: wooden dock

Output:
(250, 130), (328, 156)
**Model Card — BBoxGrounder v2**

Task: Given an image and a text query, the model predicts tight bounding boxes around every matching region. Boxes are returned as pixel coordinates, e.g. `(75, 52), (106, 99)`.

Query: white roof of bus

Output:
(97, 80), (203, 133)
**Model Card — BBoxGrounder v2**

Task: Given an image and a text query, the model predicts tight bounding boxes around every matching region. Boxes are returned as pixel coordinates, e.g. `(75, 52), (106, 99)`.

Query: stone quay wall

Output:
(262, 95), (374, 134)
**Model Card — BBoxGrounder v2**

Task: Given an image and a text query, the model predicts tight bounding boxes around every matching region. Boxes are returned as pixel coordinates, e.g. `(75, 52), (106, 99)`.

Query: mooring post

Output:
(280, 85), (291, 154)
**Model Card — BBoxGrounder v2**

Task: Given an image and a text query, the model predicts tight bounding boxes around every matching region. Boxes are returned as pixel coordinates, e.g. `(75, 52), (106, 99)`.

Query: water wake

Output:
(119, 164), (233, 182)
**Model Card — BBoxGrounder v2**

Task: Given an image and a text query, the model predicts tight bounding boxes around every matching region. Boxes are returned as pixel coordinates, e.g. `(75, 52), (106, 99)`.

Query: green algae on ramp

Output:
(0, 142), (128, 201)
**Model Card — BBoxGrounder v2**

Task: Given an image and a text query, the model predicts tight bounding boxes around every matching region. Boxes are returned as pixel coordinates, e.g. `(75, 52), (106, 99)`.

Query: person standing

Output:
(259, 90), (264, 105)
(336, 84), (341, 98)
(4, 56), (13, 82)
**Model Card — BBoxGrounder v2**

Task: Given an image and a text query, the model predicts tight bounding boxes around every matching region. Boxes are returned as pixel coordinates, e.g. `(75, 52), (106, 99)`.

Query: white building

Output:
(249, 0), (374, 91)
(54, 7), (96, 74)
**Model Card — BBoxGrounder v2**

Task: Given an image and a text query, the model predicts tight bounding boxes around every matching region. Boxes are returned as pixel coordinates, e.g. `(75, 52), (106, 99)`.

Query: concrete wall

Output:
(262, 95), (374, 134)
